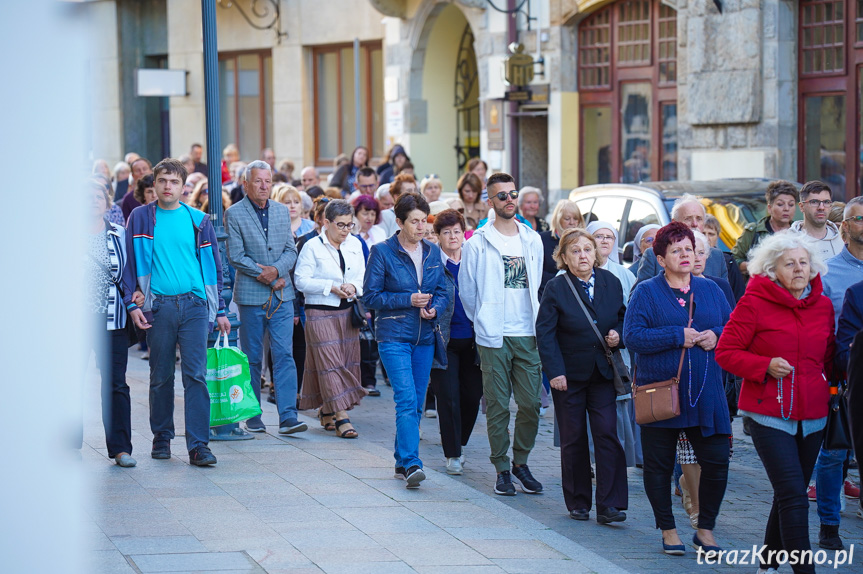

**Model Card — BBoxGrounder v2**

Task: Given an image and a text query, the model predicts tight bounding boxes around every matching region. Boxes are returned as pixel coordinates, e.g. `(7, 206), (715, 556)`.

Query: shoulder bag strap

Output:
(563, 274), (613, 357)
(674, 292), (695, 381)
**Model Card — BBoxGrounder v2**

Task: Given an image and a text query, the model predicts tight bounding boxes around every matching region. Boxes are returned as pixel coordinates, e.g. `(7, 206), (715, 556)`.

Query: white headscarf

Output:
(633, 224), (661, 263)
(586, 221), (620, 264)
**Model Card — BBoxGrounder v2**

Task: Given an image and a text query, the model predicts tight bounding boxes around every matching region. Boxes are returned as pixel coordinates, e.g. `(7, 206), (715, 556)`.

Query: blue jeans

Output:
(815, 447), (850, 525)
(147, 293), (210, 451)
(378, 342), (434, 470)
(239, 301), (298, 425)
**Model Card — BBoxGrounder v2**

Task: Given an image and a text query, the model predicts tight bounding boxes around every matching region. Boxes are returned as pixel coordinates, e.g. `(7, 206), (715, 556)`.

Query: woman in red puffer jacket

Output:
(716, 231), (833, 574)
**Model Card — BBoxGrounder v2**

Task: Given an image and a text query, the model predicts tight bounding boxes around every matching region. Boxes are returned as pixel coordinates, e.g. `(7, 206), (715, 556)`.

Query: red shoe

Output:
(807, 484), (817, 502)
(844, 480), (860, 499)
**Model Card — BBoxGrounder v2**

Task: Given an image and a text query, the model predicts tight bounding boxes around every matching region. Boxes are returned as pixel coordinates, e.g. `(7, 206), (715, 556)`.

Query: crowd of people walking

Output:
(87, 144), (863, 571)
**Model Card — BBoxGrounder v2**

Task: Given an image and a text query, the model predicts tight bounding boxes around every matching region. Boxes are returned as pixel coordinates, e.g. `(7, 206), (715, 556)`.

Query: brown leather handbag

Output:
(633, 293), (691, 425)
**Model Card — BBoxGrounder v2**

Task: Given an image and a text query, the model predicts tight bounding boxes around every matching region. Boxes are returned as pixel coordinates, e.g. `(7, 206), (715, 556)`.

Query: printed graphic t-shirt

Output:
(486, 224), (534, 337)
(151, 206), (206, 300)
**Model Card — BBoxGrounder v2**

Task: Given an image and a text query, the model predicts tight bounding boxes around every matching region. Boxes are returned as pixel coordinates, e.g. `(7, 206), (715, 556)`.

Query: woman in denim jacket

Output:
(363, 193), (449, 489)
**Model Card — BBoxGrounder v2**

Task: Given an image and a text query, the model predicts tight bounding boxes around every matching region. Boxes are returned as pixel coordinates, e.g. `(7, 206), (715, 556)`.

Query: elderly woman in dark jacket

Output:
(536, 228), (628, 524)
(429, 209), (483, 476)
(624, 222), (731, 556)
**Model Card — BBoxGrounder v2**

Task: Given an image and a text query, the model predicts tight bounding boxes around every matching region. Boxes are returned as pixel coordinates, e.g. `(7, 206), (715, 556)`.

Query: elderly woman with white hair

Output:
(716, 231), (834, 574)
(586, 221), (640, 466)
(518, 186), (549, 232)
(540, 200), (585, 297)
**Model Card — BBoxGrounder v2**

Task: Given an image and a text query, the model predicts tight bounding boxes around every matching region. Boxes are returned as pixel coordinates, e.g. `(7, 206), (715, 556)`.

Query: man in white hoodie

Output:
(460, 172), (545, 497)
(791, 180), (845, 259)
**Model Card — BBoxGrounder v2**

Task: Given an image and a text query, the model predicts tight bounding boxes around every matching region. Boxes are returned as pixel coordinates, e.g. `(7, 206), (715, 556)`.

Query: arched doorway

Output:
(576, 0), (678, 185)
(409, 3), (478, 190)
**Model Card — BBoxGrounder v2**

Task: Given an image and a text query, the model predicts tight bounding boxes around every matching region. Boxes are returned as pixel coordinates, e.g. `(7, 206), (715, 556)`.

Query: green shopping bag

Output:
(206, 332), (261, 426)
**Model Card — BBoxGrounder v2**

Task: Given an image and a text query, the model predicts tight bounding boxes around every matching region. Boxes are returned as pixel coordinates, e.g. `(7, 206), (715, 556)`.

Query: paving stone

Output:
(110, 535), (207, 555)
(128, 551), (260, 572)
(84, 354), (862, 574)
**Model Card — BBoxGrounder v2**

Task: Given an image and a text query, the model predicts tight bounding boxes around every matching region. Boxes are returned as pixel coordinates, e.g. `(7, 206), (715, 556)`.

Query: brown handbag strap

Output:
(673, 292), (694, 381)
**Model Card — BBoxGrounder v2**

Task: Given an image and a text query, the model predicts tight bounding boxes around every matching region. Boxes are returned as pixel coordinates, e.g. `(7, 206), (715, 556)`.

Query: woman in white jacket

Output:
(295, 200), (368, 438)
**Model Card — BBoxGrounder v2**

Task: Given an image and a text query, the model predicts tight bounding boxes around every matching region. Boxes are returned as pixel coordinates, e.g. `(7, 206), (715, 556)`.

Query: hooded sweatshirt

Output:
(790, 219), (845, 260)
(716, 274), (835, 421)
(459, 220), (543, 348)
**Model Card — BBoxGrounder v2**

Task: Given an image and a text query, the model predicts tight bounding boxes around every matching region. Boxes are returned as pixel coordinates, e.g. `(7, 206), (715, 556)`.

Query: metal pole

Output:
(202, 0), (251, 441)
(202, 0), (223, 230)
(354, 37), (361, 148)
(507, 0), (520, 181)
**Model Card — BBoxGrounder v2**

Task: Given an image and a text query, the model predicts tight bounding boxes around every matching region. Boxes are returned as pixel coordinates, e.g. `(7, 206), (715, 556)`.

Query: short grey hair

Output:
(375, 183), (392, 200)
(244, 160), (272, 182)
(517, 186), (543, 208)
(671, 193), (706, 221)
(299, 191), (312, 213)
(844, 196), (863, 218)
(324, 198), (354, 221)
(748, 230), (827, 281)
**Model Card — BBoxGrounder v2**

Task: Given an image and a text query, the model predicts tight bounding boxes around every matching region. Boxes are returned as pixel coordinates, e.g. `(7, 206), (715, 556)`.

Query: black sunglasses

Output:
(494, 190), (519, 201)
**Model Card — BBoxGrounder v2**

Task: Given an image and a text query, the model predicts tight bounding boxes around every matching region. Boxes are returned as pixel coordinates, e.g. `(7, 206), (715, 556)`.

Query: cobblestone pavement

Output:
(83, 350), (862, 573)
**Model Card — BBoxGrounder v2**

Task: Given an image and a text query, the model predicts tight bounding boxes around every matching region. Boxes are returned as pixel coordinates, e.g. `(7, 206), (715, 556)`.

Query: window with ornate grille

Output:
(576, 0), (677, 184)
(658, 4), (677, 84)
(617, 0), (651, 66)
(578, 9), (611, 89)
(798, 0), (863, 200)
(801, 0), (846, 75)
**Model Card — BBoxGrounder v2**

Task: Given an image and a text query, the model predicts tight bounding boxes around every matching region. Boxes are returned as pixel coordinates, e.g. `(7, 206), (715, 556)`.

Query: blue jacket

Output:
(823, 247), (863, 331)
(836, 278), (863, 371)
(362, 233), (449, 345)
(123, 202), (226, 328)
(624, 273), (732, 436)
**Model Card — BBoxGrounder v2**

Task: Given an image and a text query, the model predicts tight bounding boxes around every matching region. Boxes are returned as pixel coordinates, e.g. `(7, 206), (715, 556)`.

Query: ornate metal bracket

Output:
(217, 0), (288, 44)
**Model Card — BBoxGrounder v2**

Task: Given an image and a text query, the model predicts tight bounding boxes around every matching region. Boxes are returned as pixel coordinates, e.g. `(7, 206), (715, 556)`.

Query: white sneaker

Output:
(424, 409), (437, 419)
(446, 457), (463, 475)
(539, 406), (548, 416)
(459, 454), (465, 466)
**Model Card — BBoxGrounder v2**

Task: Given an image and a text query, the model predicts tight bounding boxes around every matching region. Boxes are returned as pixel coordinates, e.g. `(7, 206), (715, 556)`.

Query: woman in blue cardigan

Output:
(624, 222), (732, 556)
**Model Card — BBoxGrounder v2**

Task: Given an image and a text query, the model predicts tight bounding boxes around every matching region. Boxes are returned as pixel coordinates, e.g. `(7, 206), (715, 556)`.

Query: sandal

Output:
(319, 411), (335, 432)
(334, 418), (358, 439)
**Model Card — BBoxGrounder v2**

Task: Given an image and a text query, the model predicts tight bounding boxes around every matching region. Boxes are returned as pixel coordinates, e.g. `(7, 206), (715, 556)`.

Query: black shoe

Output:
(188, 445), (217, 466)
(267, 393), (277, 405)
(364, 386), (381, 397)
(742, 415), (752, 436)
(597, 507), (627, 524)
(511, 464), (543, 494)
(494, 470), (517, 496)
(850, 457), (858, 470)
(569, 508), (590, 521)
(819, 523), (844, 550)
(394, 466), (407, 480)
(405, 465), (425, 488)
(151, 438), (171, 460)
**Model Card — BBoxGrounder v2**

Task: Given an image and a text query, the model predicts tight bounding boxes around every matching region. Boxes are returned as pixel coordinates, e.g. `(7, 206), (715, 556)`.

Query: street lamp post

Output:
(202, 0), (252, 441)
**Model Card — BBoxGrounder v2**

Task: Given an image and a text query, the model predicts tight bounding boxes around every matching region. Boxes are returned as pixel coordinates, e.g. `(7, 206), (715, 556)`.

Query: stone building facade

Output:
(86, 0), (861, 200)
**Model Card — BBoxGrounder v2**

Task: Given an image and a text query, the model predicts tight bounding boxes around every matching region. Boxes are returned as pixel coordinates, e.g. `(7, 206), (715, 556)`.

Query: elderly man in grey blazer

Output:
(636, 194), (729, 283)
(226, 160), (307, 434)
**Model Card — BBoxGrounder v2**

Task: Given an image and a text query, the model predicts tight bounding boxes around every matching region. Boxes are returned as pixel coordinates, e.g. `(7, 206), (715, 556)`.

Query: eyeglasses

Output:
(804, 199), (833, 208)
(844, 215), (863, 224)
(594, 234), (615, 242)
(494, 191), (519, 201)
(439, 228), (463, 237)
(332, 222), (355, 231)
